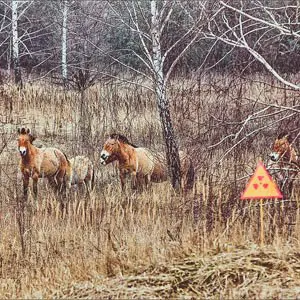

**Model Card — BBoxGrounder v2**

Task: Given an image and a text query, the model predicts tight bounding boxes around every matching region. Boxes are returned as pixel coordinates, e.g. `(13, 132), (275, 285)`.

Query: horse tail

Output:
(184, 158), (195, 192)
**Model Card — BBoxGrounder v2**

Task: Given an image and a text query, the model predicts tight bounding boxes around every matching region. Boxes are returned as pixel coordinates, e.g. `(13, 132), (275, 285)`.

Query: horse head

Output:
(269, 133), (298, 163)
(100, 133), (138, 165)
(17, 128), (36, 156)
(100, 135), (121, 165)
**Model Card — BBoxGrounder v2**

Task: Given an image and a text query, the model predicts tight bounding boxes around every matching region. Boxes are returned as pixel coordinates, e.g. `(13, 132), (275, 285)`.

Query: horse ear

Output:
(26, 128), (30, 134)
(277, 132), (288, 140)
(19, 128), (27, 134)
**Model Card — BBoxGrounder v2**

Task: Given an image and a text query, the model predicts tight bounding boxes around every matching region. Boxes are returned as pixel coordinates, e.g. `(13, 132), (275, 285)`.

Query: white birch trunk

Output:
(62, 0), (68, 84)
(151, 0), (181, 190)
(12, 0), (22, 87)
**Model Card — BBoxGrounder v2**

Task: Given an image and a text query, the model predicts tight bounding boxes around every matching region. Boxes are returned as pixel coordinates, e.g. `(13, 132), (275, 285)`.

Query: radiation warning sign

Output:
(241, 161), (283, 200)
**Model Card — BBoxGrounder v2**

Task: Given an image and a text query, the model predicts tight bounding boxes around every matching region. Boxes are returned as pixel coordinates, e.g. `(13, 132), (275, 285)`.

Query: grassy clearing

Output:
(0, 74), (299, 298)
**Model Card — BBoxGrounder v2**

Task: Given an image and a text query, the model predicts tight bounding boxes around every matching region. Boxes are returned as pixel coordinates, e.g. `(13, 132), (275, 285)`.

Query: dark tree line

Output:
(1, 0), (300, 85)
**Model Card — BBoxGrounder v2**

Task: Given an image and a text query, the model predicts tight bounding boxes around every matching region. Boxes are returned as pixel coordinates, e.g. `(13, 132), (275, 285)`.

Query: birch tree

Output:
(61, 0), (68, 85)
(92, 0), (205, 190)
(10, 0), (35, 86)
(11, 0), (21, 86)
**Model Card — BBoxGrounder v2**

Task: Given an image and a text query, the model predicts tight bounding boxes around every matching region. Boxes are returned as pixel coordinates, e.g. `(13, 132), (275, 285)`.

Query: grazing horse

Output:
(69, 155), (95, 192)
(100, 133), (194, 192)
(268, 133), (299, 197)
(17, 128), (71, 200)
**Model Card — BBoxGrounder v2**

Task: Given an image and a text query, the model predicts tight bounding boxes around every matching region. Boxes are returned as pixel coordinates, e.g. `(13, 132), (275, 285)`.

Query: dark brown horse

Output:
(17, 128), (71, 200)
(100, 133), (194, 192)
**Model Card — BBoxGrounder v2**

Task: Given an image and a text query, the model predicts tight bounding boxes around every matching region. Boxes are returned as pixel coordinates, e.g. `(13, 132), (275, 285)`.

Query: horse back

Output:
(134, 147), (156, 176)
(38, 147), (69, 177)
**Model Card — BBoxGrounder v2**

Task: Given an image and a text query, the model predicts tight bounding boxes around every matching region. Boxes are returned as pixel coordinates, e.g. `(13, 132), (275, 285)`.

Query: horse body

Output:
(100, 134), (194, 191)
(69, 155), (94, 191)
(268, 133), (299, 197)
(17, 128), (71, 200)
(101, 136), (154, 189)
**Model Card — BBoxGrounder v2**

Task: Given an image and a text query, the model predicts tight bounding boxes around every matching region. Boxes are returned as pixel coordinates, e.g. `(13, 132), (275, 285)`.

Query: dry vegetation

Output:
(0, 74), (299, 298)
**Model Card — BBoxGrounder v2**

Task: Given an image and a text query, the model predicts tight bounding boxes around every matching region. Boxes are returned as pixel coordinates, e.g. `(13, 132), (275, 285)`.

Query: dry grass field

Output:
(0, 75), (299, 298)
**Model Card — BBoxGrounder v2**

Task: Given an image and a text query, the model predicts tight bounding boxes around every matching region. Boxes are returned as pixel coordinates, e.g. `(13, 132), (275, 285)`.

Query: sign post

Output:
(241, 161), (283, 247)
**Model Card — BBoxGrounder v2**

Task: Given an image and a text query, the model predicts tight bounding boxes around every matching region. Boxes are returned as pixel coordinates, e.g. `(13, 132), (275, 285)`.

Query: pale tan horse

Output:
(17, 128), (71, 200)
(100, 133), (194, 191)
(69, 155), (95, 192)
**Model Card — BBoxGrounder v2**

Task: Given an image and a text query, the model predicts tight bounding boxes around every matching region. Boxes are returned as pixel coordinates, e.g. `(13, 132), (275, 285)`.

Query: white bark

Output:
(62, 0), (68, 82)
(11, 0), (21, 85)
(12, 0), (19, 60)
(150, 0), (181, 190)
(151, 0), (164, 105)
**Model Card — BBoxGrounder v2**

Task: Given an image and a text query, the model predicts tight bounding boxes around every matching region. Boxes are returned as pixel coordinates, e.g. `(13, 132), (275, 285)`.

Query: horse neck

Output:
(284, 145), (298, 164)
(117, 143), (134, 164)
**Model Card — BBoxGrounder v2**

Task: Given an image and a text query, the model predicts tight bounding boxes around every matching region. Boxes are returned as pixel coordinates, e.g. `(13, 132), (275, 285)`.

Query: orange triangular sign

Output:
(241, 161), (283, 199)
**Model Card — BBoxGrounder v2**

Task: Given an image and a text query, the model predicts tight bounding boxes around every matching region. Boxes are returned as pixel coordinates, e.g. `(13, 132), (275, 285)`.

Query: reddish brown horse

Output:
(17, 128), (71, 200)
(100, 133), (194, 192)
(270, 133), (298, 164)
(268, 133), (299, 197)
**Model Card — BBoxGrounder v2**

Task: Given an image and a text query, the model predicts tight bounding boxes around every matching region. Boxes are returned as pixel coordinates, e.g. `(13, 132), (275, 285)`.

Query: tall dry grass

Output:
(0, 74), (299, 297)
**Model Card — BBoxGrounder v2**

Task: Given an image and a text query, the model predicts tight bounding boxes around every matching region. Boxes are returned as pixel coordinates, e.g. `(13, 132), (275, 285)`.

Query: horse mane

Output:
(109, 133), (138, 148)
(62, 152), (70, 164)
(277, 132), (290, 141)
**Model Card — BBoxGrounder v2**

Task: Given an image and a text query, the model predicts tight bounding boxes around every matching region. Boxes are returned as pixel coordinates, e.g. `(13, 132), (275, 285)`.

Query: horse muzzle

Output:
(100, 151), (110, 165)
(269, 152), (279, 162)
(19, 147), (27, 156)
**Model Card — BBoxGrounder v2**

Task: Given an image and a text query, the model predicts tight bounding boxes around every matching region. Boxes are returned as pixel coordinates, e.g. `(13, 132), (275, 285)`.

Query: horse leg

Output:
(84, 179), (92, 200)
(131, 173), (138, 190)
(54, 171), (68, 214)
(138, 175), (148, 192)
(22, 174), (30, 201)
(31, 172), (40, 201)
(120, 172), (126, 191)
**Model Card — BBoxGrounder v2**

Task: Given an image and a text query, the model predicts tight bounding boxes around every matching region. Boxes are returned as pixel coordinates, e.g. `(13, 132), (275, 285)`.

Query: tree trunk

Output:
(62, 0), (68, 86)
(157, 87), (182, 191)
(151, 0), (181, 191)
(12, 0), (22, 88)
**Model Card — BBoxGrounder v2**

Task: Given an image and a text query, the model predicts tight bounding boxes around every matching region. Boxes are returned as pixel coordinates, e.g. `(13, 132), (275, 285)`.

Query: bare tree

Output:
(206, 1), (300, 89)
(87, 0), (205, 190)
(61, 0), (68, 85)
(11, 0), (23, 87)
(202, 1), (300, 156)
